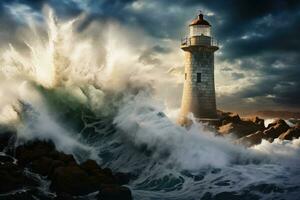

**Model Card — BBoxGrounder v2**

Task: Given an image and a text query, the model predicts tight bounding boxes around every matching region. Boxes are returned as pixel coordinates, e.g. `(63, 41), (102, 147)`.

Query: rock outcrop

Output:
(278, 125), (300, 140)
(216, 111), (300, 147)
(0, 132), (132, 200)
(218, 112), (265, 138)
(263, 119), (290, 141)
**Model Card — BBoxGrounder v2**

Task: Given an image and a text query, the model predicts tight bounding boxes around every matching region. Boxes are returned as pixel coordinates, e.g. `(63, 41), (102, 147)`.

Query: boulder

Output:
(217, 113), (265, 139)
(220, 113), (241, 125)
(114, 172), (131, 185)
(97, 184), (132, 200)
(236, 131), (264, 147)
(31, 156), (63, 176)
(50, 164), (116, 195)
(15, 140), (56, 166)
(50, 165), (96, 195)
(278, 127), (300, 140)
(0, 162), (38, 193)
(263, 119), (290, 141)
(218, 122), (263, 138)
(247, 116), (265, 128)
(80, 159), (101, 174)
(1, 138), (132, 198)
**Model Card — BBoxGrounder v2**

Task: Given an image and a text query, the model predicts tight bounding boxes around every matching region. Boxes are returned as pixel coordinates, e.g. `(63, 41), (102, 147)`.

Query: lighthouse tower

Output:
(178, 13), (219, 125)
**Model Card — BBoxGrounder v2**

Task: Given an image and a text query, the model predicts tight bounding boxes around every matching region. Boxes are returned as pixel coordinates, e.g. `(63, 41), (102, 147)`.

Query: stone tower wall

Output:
(179, 47), (217, 121)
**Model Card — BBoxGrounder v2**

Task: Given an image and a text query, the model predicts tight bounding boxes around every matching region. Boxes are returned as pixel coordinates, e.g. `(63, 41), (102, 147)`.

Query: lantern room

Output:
(189, 13), (211, 37)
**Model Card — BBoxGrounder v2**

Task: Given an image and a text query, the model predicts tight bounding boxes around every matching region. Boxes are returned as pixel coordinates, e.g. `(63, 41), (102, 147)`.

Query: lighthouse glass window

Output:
(189, 25), (211, 37)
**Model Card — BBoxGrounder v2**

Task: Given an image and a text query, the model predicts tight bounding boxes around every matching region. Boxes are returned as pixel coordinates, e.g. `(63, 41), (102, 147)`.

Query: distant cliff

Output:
(254, 110), (300, 119)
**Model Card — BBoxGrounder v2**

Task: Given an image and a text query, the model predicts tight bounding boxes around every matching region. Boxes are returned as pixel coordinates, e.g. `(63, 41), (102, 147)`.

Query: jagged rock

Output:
(15, 140), (56, 166)
(0, 161), (39, 193)
(236, 131), (264, 147)
(12, 140), (131, 197)
(263, 119), (290, 141)
(235, 119), (292, 146)
(31, 156), (63, 176)
(97, 184), (132, 200)
(217, 112), (265, 138)
(220, 112), (241, 125)
(80, 159), (101, 174)
(50, 165), (98, 195)
(114, 172), (131, 185)
(218, 122), (263, 138)
(50, 164), (117, 195)
(278, 126), (300, 140)
(247, 116), (265, 128)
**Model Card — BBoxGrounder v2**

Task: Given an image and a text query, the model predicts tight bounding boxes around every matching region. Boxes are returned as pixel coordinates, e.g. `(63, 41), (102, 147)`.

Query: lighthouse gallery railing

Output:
(181, 36), (218, 47)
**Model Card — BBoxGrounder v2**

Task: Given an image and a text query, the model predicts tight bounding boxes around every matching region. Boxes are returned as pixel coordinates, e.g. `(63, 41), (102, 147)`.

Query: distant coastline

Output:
(251, 110), (300, 119)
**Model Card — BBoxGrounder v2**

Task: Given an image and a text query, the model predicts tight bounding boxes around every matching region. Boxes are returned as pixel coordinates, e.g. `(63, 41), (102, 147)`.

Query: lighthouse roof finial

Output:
(189, 10), (211, 27)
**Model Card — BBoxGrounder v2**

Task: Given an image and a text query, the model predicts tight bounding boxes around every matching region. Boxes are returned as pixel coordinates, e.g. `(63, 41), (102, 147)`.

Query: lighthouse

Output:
(178, 13), (219, 125)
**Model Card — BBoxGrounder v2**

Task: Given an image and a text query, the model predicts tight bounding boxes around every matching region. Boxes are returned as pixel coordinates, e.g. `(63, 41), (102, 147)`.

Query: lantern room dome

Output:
(189, 14), (211, 26)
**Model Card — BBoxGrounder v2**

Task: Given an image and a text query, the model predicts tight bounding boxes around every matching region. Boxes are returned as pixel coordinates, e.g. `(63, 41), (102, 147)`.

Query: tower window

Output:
(185, 73), (187, 80)
(197, 73), (201, 83)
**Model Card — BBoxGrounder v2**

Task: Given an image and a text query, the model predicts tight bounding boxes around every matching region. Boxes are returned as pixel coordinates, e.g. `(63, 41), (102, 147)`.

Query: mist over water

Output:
(0, 9), (299, 200)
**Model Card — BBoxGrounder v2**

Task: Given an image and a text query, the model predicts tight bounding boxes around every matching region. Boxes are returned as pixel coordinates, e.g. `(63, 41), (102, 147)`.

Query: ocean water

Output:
(0, 9), (300, 200)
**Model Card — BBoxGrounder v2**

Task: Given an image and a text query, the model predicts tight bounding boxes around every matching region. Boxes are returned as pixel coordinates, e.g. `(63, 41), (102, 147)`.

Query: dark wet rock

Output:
(216, 111), (297, 146)
(278, 126), (300, 140)
(263, 119), (290, 141)
(0, 130), (16, 152)
(31, 156), (59, 176)
(217, 113), (265, 138)
(0, 154), (14, 163)
(114, 172), (131, 185)
(1, 189), (52, 200)
(97, 184), (132, 200)
(80, 159), (101, 174)
(0, 138), (132, 198)
(218, 122), (263, 138)
(15, 140), (56, 166)
(219, 112), (241, 125)
(0, 162), (38, 193)
(50, 165), (98, 195)
(236, 131), (264, 147)
(248, 116), (265, 128)
(50, 163), (117, 195)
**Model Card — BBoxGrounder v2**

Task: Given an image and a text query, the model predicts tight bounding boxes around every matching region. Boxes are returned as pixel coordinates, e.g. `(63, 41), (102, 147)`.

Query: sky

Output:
(0, 0), (299, 114)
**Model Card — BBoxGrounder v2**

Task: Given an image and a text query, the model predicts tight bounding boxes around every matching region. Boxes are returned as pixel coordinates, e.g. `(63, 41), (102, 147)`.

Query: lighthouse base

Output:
(177, 116), (220, 127)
